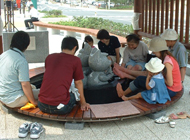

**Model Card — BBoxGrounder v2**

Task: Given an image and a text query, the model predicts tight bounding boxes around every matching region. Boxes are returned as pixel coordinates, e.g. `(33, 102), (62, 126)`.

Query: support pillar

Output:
(133, 0), (142, 38)
(0, 0), (3, 54)
(0, 36), (2, 54)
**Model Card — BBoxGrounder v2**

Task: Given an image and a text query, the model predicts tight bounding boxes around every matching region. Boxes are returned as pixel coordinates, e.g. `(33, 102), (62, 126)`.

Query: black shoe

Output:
(26, 27), (31, 30)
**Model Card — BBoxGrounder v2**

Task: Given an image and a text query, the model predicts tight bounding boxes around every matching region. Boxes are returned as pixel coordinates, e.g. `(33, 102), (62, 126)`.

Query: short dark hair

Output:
(10, 31), (30, 52)
(30, 4), (34, 7)
(61, 36), (78, 51)
(126, 33), (140, 43)
(84, 35), (93, 43)
(97, 29), (110, 39)
(82, 35), (93, 48)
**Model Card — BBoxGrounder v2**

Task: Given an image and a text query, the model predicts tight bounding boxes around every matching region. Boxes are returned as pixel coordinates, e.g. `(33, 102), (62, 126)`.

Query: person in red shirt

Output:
(38, 36), (90, 114)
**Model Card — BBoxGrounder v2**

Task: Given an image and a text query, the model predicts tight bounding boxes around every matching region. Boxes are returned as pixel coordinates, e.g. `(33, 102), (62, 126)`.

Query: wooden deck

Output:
(9, 67), (184, 122)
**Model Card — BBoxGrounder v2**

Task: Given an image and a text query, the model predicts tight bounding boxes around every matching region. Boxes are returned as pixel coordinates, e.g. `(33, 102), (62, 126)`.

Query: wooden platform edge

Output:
(4, 88), (184, 122)
(1, 67), (184, 122)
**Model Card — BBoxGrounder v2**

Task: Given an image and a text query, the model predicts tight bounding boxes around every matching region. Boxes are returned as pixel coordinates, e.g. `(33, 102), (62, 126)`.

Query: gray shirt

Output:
(0, 48), (29, 104)
(122, 41), (148, 64)
(169, 40), (188, 68)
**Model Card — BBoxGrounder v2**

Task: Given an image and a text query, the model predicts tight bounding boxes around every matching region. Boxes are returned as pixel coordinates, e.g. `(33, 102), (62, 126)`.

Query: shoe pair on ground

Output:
(154, 116), (175, 128)
(154, 112), (190, 128)
(169, 111), (190, 119)
(18, 122), (44, 139)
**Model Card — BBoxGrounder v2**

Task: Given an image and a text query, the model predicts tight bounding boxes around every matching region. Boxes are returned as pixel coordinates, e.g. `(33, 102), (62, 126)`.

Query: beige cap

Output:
(160, 29), (178, 40)
(149, 37), (168, 52)
(145, 57), (165, 73)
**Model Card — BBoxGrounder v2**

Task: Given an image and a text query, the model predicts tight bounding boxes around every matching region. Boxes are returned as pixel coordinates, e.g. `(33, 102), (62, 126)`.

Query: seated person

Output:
(38, 36), (90, 115)
(24, 4), (39, 29)
(97, 29), (121, 65)
(116, 37), (182, 98)
(120, 33), (148, 69)
(160, 29), (188, 83)
(121, 57), (171, 104)
(82, 35), (95, 48)
(0, 31), (39, 108)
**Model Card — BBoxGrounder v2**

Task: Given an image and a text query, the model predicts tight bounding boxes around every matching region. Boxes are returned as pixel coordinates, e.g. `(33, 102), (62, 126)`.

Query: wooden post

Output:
(0, 0), (3, 54)
(134, 0), (142, 38)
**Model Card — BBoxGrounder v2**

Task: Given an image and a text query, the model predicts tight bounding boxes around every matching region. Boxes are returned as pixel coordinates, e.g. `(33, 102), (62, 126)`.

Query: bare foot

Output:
(116, 83), (124, 97)
(114, 63), (129, 73)
(113, 67), (135, 79)
(121, 95), (129, 101)
(114, 62), (120, 69)
(113, 67), (125, 79)
(114, 63), (125, 71)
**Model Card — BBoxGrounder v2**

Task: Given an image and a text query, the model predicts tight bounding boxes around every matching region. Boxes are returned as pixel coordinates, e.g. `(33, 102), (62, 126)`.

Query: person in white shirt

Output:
(24, 4), (39, 29)
(26, 0), (33, 12)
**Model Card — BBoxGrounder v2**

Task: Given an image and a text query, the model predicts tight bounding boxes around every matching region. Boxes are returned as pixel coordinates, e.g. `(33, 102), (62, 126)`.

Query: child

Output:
(82, 35), (95, 49)
(122, 33), (148, 70)
(121, 57), (171, 104)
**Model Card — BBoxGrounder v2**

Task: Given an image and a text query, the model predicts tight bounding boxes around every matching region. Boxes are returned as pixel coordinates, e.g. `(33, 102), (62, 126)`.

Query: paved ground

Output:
(1, 7), (190, 140)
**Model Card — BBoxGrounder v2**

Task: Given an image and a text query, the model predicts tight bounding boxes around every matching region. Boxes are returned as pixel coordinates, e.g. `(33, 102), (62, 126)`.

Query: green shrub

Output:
(48, 10), (62, 16)
(38, 10), (48, 13)
(42, 10), (66, 18)
(49, 16), (133, 37)
(111, 5), (133, 10)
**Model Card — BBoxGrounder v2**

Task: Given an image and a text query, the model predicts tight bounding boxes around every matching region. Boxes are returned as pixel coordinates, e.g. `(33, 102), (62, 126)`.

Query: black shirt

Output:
(98, 36), (121, 56)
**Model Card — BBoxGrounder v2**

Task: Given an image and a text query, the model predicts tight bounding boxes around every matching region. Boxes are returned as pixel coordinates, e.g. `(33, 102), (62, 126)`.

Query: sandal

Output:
(155, 116), (170, 124)
(177, 112), (190, 118)
(169, 120), (176, 128)
(169, 113), (179, 120)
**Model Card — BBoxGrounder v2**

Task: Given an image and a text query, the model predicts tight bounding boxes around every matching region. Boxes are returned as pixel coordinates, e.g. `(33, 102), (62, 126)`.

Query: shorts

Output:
(126, 59), (146, 71)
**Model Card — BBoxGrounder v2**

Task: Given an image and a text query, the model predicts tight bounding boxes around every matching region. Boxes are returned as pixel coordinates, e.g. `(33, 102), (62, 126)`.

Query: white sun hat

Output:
(160, 29), (178, 40)
(149, 37), (168, 52)
(145, 57), (165, 73)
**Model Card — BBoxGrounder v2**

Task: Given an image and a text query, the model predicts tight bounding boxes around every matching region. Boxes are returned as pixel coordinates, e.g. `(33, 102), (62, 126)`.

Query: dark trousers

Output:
(24, 17), (39, 28)
(133, 76), (177, 98)
(38, 93), (76, 115)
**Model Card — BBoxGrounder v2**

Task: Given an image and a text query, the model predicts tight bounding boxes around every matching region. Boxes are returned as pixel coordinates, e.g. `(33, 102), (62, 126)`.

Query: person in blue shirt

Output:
(0, 31), (39, 108)
(97, 29), (121, 65)
(120, 57), (171, 104)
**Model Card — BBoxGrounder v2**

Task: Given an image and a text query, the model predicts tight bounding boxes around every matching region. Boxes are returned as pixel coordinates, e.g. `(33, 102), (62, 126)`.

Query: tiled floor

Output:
(1, 8), (190, 140)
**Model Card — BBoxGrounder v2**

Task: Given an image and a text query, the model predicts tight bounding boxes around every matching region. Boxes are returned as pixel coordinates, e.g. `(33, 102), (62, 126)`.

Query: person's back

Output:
(39, 53), (83, 106)
(163, 55), (182, 92)
(141, 73), (170, 104)
(0, 49), (28, 104)
(38, 36), (90, 115)
(0, 31), (38, 108)
(29, 6), (38, 18)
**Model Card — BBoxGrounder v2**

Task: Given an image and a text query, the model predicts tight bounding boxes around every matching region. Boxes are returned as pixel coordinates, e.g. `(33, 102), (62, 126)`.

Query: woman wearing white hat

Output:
(121, 57), (171, 104)
(160, 29), (188, 83)
(116, 37), (182, 99)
